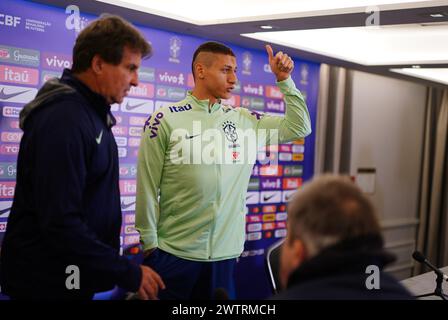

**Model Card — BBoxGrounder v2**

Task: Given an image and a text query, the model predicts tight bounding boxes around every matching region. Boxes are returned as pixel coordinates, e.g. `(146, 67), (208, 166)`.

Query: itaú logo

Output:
(0, 181), (15, 198)
(0, 65), (39, 85)
(119, 180), (136, 195)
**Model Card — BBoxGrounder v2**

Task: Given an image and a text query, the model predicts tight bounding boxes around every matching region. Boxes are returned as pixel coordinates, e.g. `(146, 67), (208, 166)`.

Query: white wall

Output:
(350, 71), (427, 279)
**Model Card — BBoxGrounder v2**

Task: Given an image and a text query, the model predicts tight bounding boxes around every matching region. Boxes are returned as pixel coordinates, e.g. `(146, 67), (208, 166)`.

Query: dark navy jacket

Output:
(272, 235), (414, 300)
(0, 69), (141, 298)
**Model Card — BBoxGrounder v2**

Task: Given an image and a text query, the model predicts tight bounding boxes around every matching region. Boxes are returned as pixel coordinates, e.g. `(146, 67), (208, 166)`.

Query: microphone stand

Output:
(415, 272), (448, 300)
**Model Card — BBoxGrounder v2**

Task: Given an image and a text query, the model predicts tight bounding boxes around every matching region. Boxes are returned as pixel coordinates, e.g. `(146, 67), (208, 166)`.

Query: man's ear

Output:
(195, 62), (205, 80)
(91, 54), (104, 75)
(291, 239), (307, 269)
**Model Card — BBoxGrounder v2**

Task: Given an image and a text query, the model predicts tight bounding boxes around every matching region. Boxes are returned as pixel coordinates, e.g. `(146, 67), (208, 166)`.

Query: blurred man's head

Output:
(280, 174), (381, 289)
(71, 14), (152, 104)
(191, 41), (237, 101)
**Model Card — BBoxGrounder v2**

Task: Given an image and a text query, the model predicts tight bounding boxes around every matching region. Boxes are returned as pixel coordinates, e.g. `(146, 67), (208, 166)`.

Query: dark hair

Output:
(71, 14), (152, 73)
(287, 175), (381, 254)
(191, 41), (235, 77)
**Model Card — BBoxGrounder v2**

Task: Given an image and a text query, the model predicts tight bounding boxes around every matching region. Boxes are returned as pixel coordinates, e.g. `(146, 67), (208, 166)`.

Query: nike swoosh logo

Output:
(125, 101), (147, 110)
(0, 88), (30, 100)
(263, 194), (276, 201)
(185, 134), (200, 139)
(0, 206), (11, 216)
(96, 130), (103, 144)
(121, 201), (136, 210)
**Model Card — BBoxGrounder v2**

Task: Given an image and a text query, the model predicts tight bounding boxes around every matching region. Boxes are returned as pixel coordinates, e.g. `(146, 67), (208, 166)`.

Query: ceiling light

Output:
(430, 13), (445, 18)
(260, 25), (274, 29)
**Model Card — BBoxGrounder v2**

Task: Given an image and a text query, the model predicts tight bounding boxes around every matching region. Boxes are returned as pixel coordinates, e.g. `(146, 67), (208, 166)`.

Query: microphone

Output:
(412, 250), (448, 282)
(213, 288), (229, 300)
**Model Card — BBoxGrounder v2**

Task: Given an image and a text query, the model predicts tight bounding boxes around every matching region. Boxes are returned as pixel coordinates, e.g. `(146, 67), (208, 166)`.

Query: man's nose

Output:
(131, 72), (139, 86)
(228, 72), (237, 84)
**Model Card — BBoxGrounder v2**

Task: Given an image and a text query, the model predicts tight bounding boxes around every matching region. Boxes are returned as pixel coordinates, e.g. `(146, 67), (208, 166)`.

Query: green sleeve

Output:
(135, 110), (168, 251)
(240, 76), (312, 145)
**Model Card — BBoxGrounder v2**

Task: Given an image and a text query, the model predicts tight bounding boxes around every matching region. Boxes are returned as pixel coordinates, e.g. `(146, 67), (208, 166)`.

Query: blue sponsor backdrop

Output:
(0, 0), (319, 299)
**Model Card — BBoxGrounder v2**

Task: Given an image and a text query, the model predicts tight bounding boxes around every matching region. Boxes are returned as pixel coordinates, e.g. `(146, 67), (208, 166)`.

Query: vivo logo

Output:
(266, 100), (285, 113)
(157, 71), (185, 85)
(43, 53), (72, 70)
(242, 84), (264, 96)
(261, 178), (282, 190)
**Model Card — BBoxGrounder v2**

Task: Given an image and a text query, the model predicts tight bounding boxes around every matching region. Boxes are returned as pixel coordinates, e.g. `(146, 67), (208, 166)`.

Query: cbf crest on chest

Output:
(222, 120), (238, 144)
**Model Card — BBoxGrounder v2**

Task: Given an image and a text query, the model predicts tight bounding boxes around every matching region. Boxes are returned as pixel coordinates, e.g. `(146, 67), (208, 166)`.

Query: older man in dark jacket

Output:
(272, 175), (413, 300)
(0, 15), (164, 300)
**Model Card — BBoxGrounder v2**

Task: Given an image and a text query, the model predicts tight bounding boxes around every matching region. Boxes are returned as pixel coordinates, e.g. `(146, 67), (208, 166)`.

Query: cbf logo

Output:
(222, 120), (238, 143)
(242, 52), (252, 76)
(300, 64), (309, 85)
(169, 37), (182, 63)
(65, 5), (89, 34)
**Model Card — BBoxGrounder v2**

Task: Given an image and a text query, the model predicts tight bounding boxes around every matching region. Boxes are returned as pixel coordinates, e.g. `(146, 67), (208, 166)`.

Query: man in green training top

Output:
(135, 41), (311, 299)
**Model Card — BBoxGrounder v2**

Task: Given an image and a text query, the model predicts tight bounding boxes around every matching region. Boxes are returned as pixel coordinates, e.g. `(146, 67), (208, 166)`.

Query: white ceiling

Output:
(391, 68), (448, 85)
(92, 0), (448, 85)
(242, 22), (448, 65)
(96, 0), (446, 25)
